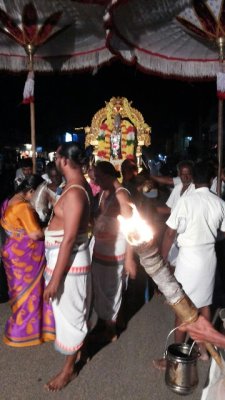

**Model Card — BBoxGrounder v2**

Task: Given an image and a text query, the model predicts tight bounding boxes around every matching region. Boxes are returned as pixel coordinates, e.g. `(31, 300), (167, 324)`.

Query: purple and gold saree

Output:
(1, 199), (55, 347)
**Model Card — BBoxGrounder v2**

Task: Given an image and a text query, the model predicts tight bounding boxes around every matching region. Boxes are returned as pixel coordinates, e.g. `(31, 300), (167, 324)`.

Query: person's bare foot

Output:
(44, 369), (77, 392)
(197, 343), (209, 362)
(152, 358), (167, 371)
(198, 348), (209, 361)
(199, 352), (209, 361)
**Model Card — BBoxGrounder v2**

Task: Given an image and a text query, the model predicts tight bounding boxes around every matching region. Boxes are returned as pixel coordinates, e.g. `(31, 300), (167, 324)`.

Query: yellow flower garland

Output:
(97, 120), (135, 160)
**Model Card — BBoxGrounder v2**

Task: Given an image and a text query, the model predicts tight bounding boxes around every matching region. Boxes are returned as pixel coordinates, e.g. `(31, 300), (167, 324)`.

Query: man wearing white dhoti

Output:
(43, 142), (92, 392)
(92, 161), (136, 342)
(158, 160), (195, 267)
(161, 161), (225, 347)
(45, 230), (91, 353)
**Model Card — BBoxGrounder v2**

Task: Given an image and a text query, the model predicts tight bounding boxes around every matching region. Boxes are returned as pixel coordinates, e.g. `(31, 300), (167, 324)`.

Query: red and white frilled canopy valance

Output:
(0, 0), (224, 78)
(106, 0), (225, 78)
(0, 0), (113, 72)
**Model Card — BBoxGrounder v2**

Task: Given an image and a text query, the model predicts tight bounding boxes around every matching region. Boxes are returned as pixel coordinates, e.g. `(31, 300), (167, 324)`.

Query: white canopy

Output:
(0, 0), (223, 78)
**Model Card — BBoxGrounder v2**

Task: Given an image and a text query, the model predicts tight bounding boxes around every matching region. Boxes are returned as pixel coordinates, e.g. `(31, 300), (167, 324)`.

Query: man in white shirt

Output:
(161, 161), (225, 349)
(14, 158), (33, 189)
(156, 160), (195, 214)
(157, 160), (195, 267)
(165, 160), (195, 211)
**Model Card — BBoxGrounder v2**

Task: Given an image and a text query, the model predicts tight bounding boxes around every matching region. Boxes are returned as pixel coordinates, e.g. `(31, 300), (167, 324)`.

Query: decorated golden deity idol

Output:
(85, 97), (151, 169)
(110, 113), (122, 159)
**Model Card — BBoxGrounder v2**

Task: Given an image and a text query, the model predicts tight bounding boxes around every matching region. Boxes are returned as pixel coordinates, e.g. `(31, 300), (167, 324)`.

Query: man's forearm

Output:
(137, 243), (198, 324)
(161, 227), (176, 261)
(156, 205), (170, 216)
(151, 175), (173, 186)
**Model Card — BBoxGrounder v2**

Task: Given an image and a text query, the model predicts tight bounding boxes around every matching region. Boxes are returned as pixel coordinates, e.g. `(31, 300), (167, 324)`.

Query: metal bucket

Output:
(165, 342), (199, 395)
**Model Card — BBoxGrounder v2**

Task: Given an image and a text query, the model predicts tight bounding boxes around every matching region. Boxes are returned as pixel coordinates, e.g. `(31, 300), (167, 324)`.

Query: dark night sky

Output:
(0, 60), (217, 155)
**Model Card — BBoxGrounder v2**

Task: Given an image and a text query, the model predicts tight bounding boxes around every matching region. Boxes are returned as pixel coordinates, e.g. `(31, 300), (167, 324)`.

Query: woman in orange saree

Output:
(1, 175), (55, 347)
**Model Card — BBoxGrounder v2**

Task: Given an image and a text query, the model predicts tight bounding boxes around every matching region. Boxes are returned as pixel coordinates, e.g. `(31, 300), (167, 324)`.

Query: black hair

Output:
(95, 161), (120, 178)
(177, 160), (194, 174)
(15, 174), (44, 194)
(193, 161), (214, 185)
(20, 158), (33, 168)
(46, 161), (57, 174)
(121, 158), (138, 174)
(58, 142), (86, 166)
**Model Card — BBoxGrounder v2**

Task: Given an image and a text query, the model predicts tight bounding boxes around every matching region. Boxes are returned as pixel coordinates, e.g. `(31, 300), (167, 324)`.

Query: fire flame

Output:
(117, 204), (153, 246)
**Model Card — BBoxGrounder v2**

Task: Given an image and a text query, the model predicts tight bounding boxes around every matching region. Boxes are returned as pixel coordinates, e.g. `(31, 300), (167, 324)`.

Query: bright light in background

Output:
(65, 132), (72, 142)
(158, 153), (167, 162)
(73, 133), (78, 142)
(184, 136), (193, 149)
(49, 152), (55, 161)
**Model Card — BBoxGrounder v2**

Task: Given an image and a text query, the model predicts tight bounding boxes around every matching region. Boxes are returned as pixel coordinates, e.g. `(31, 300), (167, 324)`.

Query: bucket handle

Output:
(163, 326), (181, 358)
(163, 325), (196, 358)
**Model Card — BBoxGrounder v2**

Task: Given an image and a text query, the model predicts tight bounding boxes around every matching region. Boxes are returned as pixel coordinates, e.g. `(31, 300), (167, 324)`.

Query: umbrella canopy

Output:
(0, 0), (113, 72)
(107, 0), (225, 78)
(0, 0), (202, 75)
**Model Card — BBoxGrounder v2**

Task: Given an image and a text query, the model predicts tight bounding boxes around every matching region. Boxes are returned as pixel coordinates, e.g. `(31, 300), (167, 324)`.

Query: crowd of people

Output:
(0, 142), (225, 392)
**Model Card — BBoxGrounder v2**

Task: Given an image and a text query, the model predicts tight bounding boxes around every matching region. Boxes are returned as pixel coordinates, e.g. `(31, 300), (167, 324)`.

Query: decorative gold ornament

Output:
(85, 97), (151, 166)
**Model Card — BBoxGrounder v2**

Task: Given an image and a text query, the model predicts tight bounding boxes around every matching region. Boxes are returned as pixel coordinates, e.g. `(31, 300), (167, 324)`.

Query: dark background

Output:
(0, 60), (217, 155)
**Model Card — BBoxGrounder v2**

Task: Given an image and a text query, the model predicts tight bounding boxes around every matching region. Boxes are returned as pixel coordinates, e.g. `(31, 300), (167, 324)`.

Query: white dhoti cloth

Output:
(168, 242), (179, 267)
(92, 221), (126, 322)
(174, 244), (216, 309)
(44, 230), (91, 355)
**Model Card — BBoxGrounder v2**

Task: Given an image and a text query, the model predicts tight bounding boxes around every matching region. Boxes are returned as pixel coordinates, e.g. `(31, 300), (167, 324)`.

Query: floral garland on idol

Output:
(97, 119), (136, 160)
(97, 122), (111, 160)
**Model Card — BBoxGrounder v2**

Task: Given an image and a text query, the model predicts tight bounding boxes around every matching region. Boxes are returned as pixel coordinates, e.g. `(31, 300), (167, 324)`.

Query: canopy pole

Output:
(30, 101), (36, 173)
(217, 37), (224, 197)
(218, 99), (223, 196)
(26, 44), (36, 173)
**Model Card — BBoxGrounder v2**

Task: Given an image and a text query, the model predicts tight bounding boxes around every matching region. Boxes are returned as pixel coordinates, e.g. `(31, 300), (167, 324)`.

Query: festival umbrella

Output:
(0, 0), (113, 73)
(106, 0), (225, 195)
(106, 0), (222, 78)
(0, 0), (193, 74)
(0, 0), (114, 171)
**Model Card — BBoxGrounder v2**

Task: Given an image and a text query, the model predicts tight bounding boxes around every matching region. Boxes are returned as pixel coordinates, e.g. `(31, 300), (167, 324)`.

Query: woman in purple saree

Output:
(1, 175), (55, 347)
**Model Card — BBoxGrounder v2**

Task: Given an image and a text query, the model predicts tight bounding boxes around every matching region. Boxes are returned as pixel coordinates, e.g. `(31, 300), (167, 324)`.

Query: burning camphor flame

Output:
(117, 204), (153, 246)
